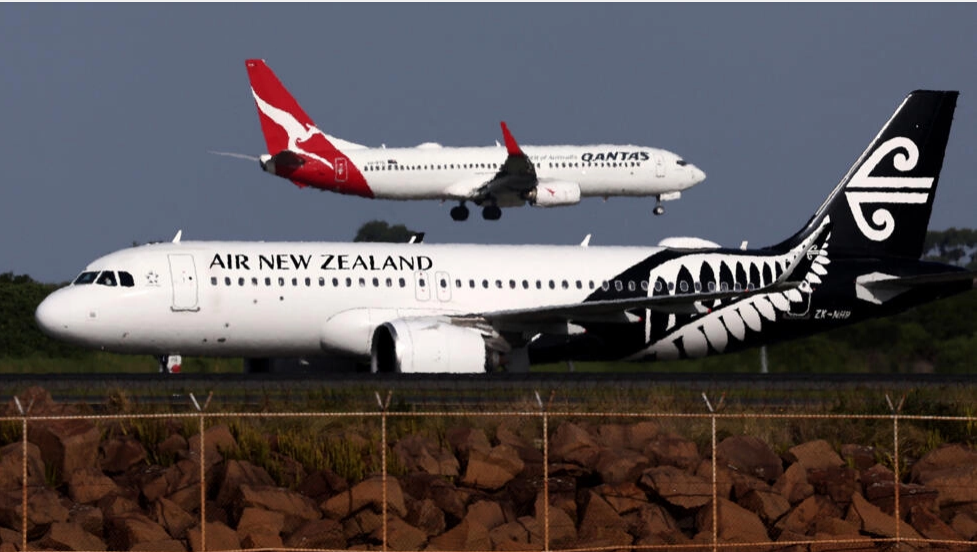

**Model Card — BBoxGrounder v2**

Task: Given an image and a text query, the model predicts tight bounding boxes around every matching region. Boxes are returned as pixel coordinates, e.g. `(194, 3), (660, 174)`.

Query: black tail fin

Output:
(772, 90), (958, 259)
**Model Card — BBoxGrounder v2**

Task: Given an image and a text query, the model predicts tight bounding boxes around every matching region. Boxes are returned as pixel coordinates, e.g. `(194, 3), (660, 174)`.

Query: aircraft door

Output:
(655, 154), (666, 178)
(335, 158), (347, 182)
(435, 271), (452, 302)
(784, 283), (813, 319)
(168, 254), (200, 312)
(414, 271), (431, 302)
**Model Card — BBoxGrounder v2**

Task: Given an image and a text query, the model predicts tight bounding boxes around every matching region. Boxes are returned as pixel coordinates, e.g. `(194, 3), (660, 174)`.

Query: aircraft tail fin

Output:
(771, 90), (958, 260)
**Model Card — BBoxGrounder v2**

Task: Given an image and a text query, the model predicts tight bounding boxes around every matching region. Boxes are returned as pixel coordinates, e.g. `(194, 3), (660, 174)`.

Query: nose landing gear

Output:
(653, 196), (665, 216)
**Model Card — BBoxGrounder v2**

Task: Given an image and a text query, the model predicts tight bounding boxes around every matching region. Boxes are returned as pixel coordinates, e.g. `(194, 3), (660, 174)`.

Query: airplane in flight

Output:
(232, 59), (706, 221)
(38, 90), (972, 374)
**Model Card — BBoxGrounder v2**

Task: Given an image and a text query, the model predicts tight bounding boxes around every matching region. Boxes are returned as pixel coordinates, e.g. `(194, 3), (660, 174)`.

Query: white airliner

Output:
(38, 91), (972, 374)
(236, 59), (706, 221)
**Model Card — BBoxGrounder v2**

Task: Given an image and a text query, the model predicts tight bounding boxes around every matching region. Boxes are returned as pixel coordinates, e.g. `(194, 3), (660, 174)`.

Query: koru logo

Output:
(845, 137), (933, 242)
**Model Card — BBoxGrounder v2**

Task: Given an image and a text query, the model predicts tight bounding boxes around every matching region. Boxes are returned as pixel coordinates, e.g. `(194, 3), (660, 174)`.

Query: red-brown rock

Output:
(322, 475), (407, 519)
(38, 521), (107, 551)
(68, 468), (118, 504)
(774, 495), (842, 536)
(808, 466), (860, 508)
(840, 444), (878, 472)
(845, 492), (922, 539)
(237, 484), (320, 532)
(100, 436), (147, 474)
(187, 424), (238, 468)
(394, 435), (459, 477)
(774, 462), (815, 504)
(787, 440), (845, 471)
(239, 531), (283, 549)
(285, 517), (345, 549)
(216, 460), (274, 507)
(0, 442), (44, 492)
(445, 426), (491, 459)
(401, 473), (467, 521)
(462, 444), (525, 490)
(107, 513), (172, 549)
(627, 421), (663, 451)
(235, 507), (284, 541)
(861, 464), (938, 515)
(598, 481), (649, 515)
(908, 504), (962, 542)
(640, 465), (712, 509)
(950, 510), (977, 539)
(187, 521), (240, 552)
(29, 418), (100, 485)
(643, 432), (700, 472)
(696, 497), (770, 543)
(377, 515), (428, 551)
(0, 488), (70, 538)
(153, 497), (195, 540)
(295, 467), (348, 502)
(623, 503), (681, 541)
(578, 490), (631, 546)
(428, 519), (492, 551)
(128, 540), (186, 552)
(549, 421), (600, 468)
(910, 444), (977, 508)
(595, 448), (649, 485)
(405, 497), (445, 536)
(716, 435), (784, 482)
(69, 504), (103, 537)
(465, 500), (506, 530)
(489, 520), (533, 550)
(740, 489), (791, 524)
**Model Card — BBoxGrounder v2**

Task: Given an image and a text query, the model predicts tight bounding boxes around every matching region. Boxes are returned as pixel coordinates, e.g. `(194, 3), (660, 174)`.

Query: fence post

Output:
(702, 392), (718, 552)
(376, 391), (392, 552)
(14, 396), (31, 552)
(885, 394), (906, 544)
(190, 392), (211, 552)
(535, 391), (550, 552)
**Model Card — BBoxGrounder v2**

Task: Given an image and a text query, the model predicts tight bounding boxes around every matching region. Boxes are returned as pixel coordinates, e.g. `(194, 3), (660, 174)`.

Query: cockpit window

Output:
(676, 159), (689, 166)
(119, 271), (135, 287)
(96, 271), (117, 287)
(73, 271), (99, 285)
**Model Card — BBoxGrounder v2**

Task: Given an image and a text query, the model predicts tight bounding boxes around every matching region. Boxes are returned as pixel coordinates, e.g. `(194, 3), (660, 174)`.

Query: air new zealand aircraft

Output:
(37, 91), (974, 373)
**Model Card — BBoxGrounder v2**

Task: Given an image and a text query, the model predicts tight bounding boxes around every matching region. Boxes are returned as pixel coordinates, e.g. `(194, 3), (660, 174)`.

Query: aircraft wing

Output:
(479, 223), (832, 328)
(441, 122), (541, 202)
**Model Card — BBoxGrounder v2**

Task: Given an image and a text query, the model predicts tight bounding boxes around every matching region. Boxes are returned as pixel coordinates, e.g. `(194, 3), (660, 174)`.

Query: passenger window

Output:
(252, 277), (259, 286)
(469, 279), (475, 288)
(291, 278), (298, 286)
(679, 281), (689, 293)
(210, 277), (218, 286)
(239, 277), (245, 286)
(589, 281), (595, 290)
(265, 277), (272, 286)
(536, 280), (542, 289)
(399, 278), (406, 288)
(495, 280), (502, 289)
(694, 282), (702, 292)
(654, 281), (663, 292)
(278, 277), (285, 286)
(601, 281), (610, 291)
(628, 281), (636, 292)
(224, 277), (231, 286)
(708, 281), (716, 292)
(345, 277), (352, 287)
(668, 282), (675, 292)
(561, 280), (569, 289)
(305, 277), (311, 287)
(509, 280), (516, 289)
(523, 280), (529, 289)
(614, 280), (623, 292)
(387, 278), (393, 287)
(440, 278), (447, 288)
(374, 277), (380, 287)
(734, 282), (742, 291)
(747, 283), (756, 291)
(119, 272), (135, 287)
(96, 272), (117, 287)
(455, 279), (461, 288)
(575, 280), (582, 289)
(482, 279), (489, 289)
(389, 278), (396, 288)
(548, 280), (555, 290)
(333, 277), (339, 287)
(721, 282), (729, 292)
(319, 277), (326, 287)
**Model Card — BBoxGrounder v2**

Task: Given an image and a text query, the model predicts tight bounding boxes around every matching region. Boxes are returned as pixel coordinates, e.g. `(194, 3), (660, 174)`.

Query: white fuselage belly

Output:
(346, 145), (700, 200)
(44, 242), (652, 358)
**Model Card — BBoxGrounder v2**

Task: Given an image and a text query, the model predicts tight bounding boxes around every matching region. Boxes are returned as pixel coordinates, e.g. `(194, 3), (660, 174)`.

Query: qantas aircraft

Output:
(234, 59), (706, 221)
(38, 90), (973, 374)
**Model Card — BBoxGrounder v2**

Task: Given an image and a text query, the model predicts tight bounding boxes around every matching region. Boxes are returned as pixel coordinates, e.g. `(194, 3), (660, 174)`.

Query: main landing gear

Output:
(482, 205), (502, 221)
(653, 195), (665, 216)
(450, 202), (470, 221)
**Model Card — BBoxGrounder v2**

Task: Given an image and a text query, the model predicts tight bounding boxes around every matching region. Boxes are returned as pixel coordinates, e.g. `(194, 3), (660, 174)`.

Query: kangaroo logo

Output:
(845, 137), (933, 242)
(251, 88), (335, 170)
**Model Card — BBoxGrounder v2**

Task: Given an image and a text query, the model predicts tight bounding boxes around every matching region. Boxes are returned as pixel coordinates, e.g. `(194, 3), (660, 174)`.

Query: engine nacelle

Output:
(371, 318), (493, 373)
(526, 182), (581, 207)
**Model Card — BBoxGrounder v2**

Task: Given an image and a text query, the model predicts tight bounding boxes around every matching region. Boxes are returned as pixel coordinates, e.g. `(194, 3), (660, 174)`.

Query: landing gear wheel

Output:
(450, 204), (470, 221)
(653, 204), (665, 216)
(482, 205), (502, 221)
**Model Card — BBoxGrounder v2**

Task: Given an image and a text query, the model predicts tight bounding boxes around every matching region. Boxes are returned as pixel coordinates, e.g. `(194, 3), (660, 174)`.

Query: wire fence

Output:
(1, 390), (975, 552)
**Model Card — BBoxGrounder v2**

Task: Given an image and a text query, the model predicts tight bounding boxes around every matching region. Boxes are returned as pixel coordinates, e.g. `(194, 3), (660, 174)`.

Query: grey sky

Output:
(2, 4), (976, 283)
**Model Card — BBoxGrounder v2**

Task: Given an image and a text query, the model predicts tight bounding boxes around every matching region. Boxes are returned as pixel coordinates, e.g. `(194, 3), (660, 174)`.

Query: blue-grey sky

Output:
(2, 4), (976, 283)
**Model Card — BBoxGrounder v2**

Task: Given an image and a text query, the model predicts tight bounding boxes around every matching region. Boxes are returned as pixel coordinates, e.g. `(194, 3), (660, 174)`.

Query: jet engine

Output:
(525, 182), (581, 207)
(370, 319), (495, 373)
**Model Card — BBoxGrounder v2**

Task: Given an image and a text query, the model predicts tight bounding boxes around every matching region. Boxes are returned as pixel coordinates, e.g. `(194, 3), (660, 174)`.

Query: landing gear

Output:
(158, 354), (182, 374)
(450, 203), (470, 221)
(482, 205), (503, 221)
(653, 196), (665, 216)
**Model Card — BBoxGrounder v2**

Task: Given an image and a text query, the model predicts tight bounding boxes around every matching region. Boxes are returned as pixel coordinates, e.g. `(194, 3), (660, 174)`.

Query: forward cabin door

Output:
(168, 254), (200, 311)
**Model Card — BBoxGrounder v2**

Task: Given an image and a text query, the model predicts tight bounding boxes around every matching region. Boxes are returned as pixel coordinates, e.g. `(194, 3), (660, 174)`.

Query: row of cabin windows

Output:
(364, 161), (641, 172)
(209, 275), (757, 294)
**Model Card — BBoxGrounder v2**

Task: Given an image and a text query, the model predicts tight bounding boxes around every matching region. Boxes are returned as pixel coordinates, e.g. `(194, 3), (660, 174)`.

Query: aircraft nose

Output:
(690, 165), (706, 184)
(35, 290), (78, 341)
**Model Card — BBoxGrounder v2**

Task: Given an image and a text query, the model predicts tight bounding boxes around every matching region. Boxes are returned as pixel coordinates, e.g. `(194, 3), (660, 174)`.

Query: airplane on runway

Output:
(234, 59), (706, 221)
(38, 90), (973, 373)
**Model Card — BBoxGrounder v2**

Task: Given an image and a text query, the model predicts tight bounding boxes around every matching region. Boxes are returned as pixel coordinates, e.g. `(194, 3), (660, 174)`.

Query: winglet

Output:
(500, 122), (523, 156)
